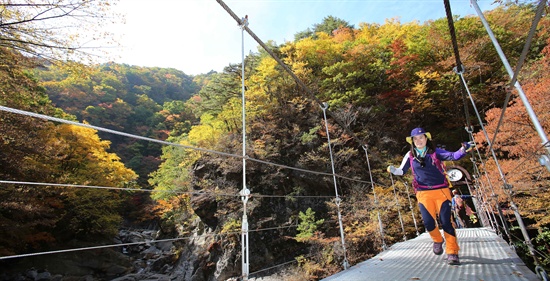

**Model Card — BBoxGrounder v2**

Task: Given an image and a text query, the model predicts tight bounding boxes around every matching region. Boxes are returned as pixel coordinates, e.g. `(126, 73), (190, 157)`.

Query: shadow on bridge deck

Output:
(322, 227), (539, 281)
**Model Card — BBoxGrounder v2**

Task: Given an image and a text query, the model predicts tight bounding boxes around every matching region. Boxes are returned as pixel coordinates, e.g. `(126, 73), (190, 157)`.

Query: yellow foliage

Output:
(405, 70), (441, 112)
(221, 218), (241, 234)
(356, 19), (422, 48)
(47, 123), (137, 186)
(255, 57), (279, 78)
(187, 113), (225, 148)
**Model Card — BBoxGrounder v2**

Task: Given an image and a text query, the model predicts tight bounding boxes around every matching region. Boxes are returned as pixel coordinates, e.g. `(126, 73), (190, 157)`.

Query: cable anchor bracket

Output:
(453, 64), (465, 75)
(240, 15), (249, 29)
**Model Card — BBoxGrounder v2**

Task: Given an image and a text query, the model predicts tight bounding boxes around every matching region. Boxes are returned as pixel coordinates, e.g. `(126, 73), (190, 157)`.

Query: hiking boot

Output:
(433, 242), (444, 255)
(447, 254), (460, 265)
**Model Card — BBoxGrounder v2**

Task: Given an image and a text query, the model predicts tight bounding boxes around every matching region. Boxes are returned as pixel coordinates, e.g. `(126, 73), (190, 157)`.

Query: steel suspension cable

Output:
(321, 102), (349, 270)
(362, 145), (387, 250)
(444, 0), (516, 241)
(244, 223), (340, 279)
(469, 177), (495, 230)
(443, 0), (463, 74)
(0, 220), (313, 262)
(0, 204), (341, 262)
(472, 176), (499, 232)
(462, 171), (489, 227)
(215, 0), (371, 154)
(246, 218), (339, 279)
(215, 0), (393, 272)
(0, 180), (342, 200)
(471, 0), (550, 173)
(247, 254), (311, 279)
(0, 103), (380, 268)
(0, 231), (238, 261)
(247, 252), (324, 279)
(490, 0), (547, 151)
(238, 15), (251, 281)
(457, 70), (516, 238)
(444, 0), (508, 237)
(503, 141), (550, 179)
(443, 4), (546, 268)
(458, 70), (544, 273)
(389, 173), (406, 241)
(464, 127), (501, 231)
(444, 0), (500, 232)
(401, 181), (420, 236)
(463, 128), (489, 227)
(465, 128), (503, 232)
(0, 105), (377, 186)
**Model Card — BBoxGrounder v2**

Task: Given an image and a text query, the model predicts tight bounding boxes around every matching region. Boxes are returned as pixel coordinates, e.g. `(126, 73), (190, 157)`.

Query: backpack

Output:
(409, 151), (450, 191)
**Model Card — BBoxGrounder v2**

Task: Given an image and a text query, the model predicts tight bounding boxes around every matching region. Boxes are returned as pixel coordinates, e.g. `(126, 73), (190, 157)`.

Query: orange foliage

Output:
(473, 36), (550, 211)
(152, 195), (190, 217)
(332, 27), (355, 43)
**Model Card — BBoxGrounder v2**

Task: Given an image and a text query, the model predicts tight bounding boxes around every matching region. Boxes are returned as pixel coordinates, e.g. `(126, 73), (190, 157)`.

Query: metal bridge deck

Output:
(321, 227), (539, 281)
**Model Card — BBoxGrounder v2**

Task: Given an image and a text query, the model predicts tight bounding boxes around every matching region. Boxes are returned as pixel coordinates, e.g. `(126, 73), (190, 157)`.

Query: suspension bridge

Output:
(1, 0), (550, 280)
(322, 228), (539, 281)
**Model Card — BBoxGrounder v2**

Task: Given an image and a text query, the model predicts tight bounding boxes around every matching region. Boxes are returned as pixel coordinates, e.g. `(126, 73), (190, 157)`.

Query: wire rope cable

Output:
(445, 0), (514, 241)
(0, 217), (325, 261)
(214, 0), (377, 158)
(503, 141), (550, 179)
(401, 181), (420, 236)
(445, 0), (512, 240)
(0, 105), (378, 186)
(239, 15), (251, 280)
(490, 0), (547, 150)
(362, 144), (387, 250)
(0, 231), (237, 261)
(389, 173), (407, 241)
(247, 252), (317, 280)
(465, 128), (504, 234)
(458, 70), (538, 258)
(320, 102), (349, 270)
(2, 0), (390, 272)
(446, 1), (546, 272)
(470, 0), (550, 169)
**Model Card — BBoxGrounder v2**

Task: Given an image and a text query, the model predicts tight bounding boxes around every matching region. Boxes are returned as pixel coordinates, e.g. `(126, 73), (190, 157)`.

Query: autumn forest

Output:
(1, 1), (550, 280)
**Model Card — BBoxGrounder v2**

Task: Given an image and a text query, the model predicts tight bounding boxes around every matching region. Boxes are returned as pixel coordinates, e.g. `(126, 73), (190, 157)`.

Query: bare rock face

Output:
(0, 223), (240, 281)
(0, 248), (133, 281)
(110, 218), (240, 281)
(190, 192), (218, 229)
(1, 155), (314, 281)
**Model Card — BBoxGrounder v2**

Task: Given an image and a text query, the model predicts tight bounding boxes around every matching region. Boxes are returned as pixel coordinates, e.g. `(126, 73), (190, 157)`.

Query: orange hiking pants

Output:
(416, 188), (459, 255)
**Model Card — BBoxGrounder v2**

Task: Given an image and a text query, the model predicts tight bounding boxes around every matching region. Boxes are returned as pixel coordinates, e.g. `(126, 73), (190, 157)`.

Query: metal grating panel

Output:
(321, 228), (539, 281)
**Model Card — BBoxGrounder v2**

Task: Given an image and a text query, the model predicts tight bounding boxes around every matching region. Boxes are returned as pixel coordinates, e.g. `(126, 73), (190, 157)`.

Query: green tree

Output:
(296, 208), (325, 242)
(295, 15), (354, 41)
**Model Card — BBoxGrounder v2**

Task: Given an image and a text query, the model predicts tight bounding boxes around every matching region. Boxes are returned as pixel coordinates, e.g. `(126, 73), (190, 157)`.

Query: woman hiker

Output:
(452, 189), (476, 229)
(387, 127), (473, 265)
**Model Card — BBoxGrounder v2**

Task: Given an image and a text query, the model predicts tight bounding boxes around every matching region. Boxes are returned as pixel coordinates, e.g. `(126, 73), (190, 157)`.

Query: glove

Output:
(462, 141), (475, 152)
(387, 165), (396, 174)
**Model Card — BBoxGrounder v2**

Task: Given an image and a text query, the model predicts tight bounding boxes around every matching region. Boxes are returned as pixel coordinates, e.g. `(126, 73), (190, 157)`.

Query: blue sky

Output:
(107, 0), (497, 75)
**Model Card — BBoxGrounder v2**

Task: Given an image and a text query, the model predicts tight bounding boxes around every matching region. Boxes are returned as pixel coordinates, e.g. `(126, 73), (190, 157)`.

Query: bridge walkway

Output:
(321, 227), (539, 281)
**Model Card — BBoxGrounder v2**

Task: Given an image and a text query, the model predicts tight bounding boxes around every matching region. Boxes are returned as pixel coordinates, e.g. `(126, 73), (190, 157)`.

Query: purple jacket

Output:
(392, 148), (467, 190)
